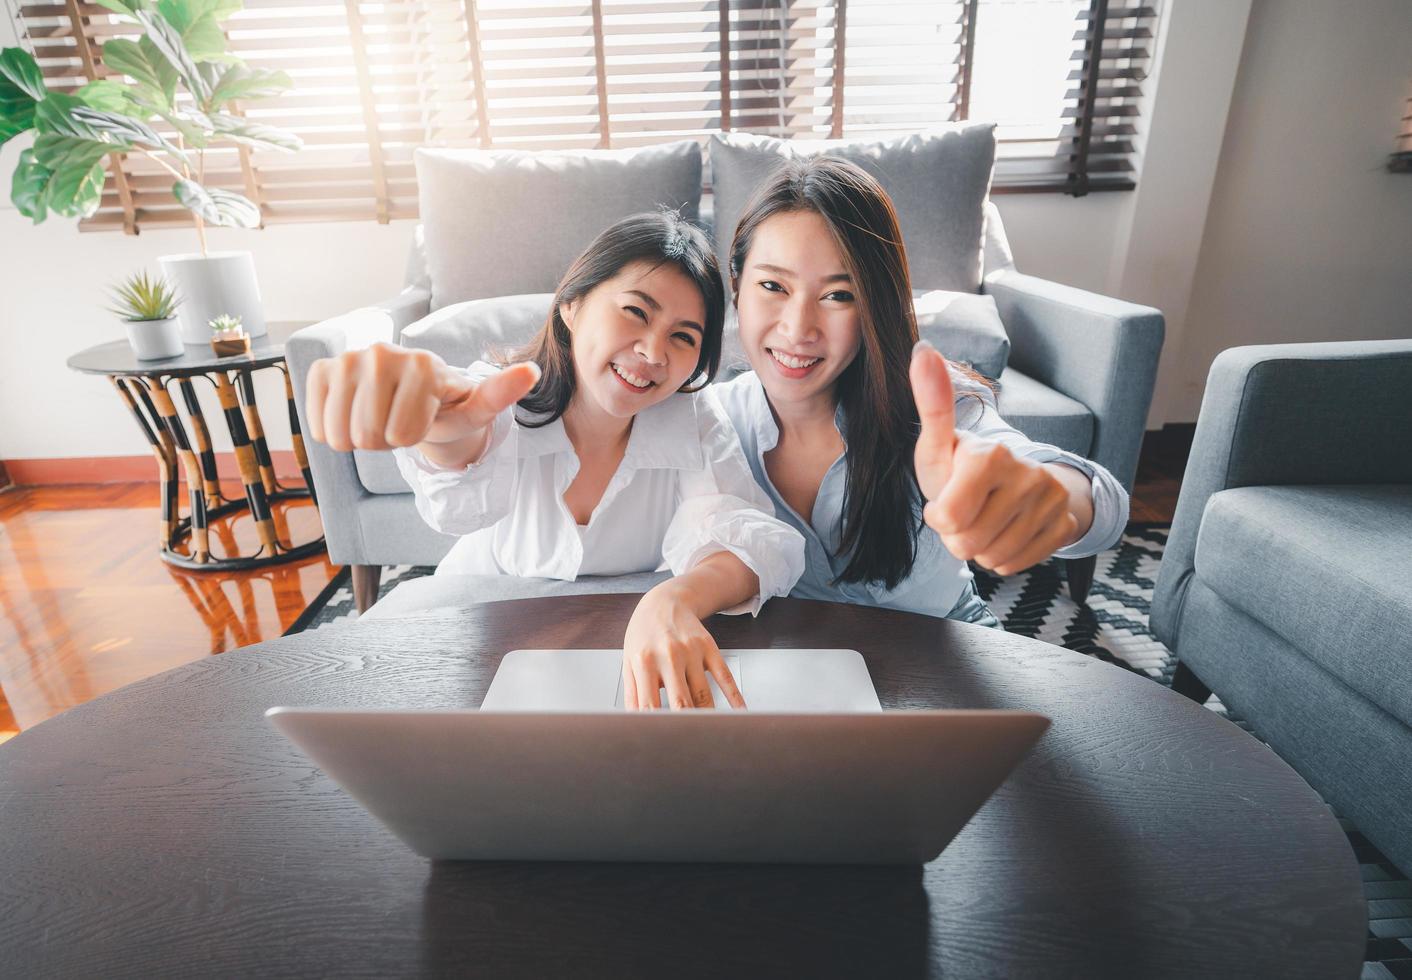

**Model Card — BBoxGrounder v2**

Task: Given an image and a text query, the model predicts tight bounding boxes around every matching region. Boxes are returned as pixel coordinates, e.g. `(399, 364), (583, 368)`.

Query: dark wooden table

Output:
(0, 596), (1365, 979)
(66, 321), (323, 571)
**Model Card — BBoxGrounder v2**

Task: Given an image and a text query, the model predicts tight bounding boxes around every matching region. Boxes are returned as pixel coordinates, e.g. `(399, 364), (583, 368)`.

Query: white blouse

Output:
(392, 362), (806, 615)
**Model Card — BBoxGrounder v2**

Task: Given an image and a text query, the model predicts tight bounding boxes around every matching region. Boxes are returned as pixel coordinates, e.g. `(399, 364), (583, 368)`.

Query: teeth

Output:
(612, 363), (653, 389)
(770, 349), (821, 370)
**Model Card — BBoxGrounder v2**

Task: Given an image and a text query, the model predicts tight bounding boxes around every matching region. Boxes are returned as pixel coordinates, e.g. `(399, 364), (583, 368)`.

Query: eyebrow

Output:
(751, 262), (852, 285)
(623, 289), (703, 333)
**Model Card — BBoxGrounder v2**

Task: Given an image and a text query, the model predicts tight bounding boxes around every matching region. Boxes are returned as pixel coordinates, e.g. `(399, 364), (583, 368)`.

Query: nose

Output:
(634, 330), (668, 368)
(777, 297), (820, 346)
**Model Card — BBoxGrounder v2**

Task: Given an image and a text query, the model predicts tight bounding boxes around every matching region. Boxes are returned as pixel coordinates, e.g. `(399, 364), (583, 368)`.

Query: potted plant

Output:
(0, 0), (302, 343)
(109, 271), (183, 360)
(208, 313), (250, 356)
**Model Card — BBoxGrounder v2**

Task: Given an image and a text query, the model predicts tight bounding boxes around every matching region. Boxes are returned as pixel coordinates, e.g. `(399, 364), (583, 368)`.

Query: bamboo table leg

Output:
(212, 370), (283, 559)
(111, 377), (178, 551)
(145, 378), (212, 564)
(236, 369), (279, 498)
(278, 364), (317, 506)
(178, 378), (224, 504)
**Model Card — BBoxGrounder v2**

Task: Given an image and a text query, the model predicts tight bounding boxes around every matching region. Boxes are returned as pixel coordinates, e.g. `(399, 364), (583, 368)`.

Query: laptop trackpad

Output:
(613, 655), (741, 710)
(483, 650), (880, 712)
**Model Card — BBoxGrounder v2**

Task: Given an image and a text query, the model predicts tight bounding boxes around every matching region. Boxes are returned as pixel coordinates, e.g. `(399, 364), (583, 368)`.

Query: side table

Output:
(67, 322), (325, 571)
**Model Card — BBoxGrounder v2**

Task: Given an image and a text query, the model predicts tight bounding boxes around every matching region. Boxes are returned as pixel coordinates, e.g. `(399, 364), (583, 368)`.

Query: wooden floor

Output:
(0, 430), (1190, 741)
(0, 483), (337, 741)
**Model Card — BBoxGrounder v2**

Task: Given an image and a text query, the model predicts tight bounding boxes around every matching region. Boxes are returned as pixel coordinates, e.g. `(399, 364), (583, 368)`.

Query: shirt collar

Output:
(513, 392), (704, 470)
(742, 370), (848, 454)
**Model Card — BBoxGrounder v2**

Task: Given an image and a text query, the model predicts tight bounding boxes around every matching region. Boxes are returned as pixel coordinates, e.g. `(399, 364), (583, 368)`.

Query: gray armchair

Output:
(1152, 339), (1412, 874)
(288, 231), (1162, 611)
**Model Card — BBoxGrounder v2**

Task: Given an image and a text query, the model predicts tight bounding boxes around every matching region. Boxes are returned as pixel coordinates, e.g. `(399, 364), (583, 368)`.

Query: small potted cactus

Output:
(109, 272), (184, 360)
(209, 314), (251, 357)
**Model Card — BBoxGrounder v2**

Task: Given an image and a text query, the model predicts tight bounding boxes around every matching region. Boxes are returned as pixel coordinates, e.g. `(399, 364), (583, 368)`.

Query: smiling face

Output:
(560, 259), (708, 421)
(733, 209), (863, 412)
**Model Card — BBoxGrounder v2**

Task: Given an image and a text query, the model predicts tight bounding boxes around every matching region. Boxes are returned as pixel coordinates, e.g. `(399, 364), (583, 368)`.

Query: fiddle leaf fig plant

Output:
(0, 0), (301, 251)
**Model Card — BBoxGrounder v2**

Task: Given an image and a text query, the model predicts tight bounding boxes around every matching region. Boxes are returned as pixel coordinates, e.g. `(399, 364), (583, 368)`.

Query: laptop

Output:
(267, 649), (1050, 865)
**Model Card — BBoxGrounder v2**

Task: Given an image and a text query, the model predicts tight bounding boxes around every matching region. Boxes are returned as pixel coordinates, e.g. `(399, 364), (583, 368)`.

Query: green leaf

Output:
(33, 132), (116, 173)
(180, 14), (228, 61)
(34, 91), (105, 139)
(138, 10), (210, 103)
(173, 178), (261, 227)
(21, 139), (109, 219)
(51, 159), (108, 218)
(1, 48), (45, 140)
(0, 47), (47, 101)
(71, 105), (186, 163)
(76, 79), (137, 113)
(208, 65), (291, 107)
(101, 37), (177, 110)
(152, 106), (211, 148)
(11, 147), (51, 222)
(210, 112), (302, 152)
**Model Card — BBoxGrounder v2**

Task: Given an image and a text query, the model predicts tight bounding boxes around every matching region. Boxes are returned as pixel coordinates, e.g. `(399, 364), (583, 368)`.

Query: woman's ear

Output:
(559, 298), (577, 330)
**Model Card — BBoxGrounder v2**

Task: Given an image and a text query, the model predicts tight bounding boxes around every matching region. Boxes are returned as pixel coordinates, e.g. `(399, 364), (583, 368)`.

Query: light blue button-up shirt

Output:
(710, 370), (1129, 620)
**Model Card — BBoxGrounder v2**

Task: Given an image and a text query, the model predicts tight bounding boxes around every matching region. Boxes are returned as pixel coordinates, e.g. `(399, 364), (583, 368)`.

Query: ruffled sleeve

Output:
(391, 360), (520, 536)
(950, 365), (1129, 558)
(660, 390), (806, 615)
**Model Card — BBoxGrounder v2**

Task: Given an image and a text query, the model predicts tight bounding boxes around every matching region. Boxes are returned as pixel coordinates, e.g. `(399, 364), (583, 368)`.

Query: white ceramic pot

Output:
(123, 316), (185, 360)
(158, 250), (267, 344)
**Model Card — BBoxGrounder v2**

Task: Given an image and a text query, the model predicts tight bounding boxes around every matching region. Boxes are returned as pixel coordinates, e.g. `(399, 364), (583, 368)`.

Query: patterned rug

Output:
(289, 523), (1412, 975)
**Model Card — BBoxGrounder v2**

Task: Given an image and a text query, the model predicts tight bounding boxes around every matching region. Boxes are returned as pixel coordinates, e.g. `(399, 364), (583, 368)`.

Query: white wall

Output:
(1170, 0), (1412, 422)
(12, 0), (1401, 463)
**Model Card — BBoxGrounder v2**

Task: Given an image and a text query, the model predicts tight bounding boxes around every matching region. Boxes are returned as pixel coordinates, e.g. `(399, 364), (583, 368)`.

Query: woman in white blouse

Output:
(305, 211), (805, 711)
(710, 156), (1129, 625)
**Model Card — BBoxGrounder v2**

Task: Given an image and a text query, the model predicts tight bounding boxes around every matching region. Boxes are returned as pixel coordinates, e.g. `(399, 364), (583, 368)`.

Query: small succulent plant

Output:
(108, 271), (180, 322)
(209, 314), (244, 337)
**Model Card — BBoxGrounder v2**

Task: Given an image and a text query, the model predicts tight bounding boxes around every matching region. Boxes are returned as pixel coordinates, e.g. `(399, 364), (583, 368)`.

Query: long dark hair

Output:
(514, 209), (725, 426)
(729, 157), (961, 589)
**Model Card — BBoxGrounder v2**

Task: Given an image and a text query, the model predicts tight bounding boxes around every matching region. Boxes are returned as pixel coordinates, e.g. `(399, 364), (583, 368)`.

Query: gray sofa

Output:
(287, 133), (1165, 611)
(1152, 340), (1412, 875)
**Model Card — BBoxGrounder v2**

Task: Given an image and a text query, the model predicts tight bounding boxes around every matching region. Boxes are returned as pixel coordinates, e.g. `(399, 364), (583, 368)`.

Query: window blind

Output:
(8, 0), (1161, 232)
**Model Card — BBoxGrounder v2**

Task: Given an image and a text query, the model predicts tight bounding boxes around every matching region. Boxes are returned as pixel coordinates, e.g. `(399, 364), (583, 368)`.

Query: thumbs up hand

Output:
(306, 344), (541, 468)
(910, 341), (1079, 577)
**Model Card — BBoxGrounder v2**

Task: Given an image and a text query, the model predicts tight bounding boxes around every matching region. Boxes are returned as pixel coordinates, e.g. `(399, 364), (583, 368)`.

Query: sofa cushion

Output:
(994, 366), (1093, 455)
(915, 290), (1010, 380)
(1194, 484), (1412, 729)
(415, 141), (703, 310)
(708, 126), (996, 295)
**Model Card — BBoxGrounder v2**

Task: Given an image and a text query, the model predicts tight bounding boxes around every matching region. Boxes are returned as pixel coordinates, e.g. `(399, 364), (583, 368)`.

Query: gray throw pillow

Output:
(400, 294), (554, 368)
(708, 126), (996, 295)
(915, 290), (1010, 380)
(415, 142), (704, 311)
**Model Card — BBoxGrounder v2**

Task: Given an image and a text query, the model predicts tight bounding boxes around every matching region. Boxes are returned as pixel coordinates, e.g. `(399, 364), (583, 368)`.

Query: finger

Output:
(384, 358), (442, 447)
(320, 360), (357, 453)
(633, 662), (661, 711)
(305, 360), (329, 444)
(348, 365), (397, 450)
(934, 464), (1041, 561)
(992, 511), (1078, 577)
(661, 656), (694, 711)
(927, 438), (1013, 537)
(975, 485), (1069, 572)
(686, 657), (715, 709)
(910, 341), (958, 500)
(706, 652), (746, 710)
(458, 362), (542, 429)
(622, 658), (638, 710)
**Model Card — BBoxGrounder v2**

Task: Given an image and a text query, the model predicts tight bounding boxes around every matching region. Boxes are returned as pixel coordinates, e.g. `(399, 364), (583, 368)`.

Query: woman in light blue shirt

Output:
(711, 157), (1128, 626)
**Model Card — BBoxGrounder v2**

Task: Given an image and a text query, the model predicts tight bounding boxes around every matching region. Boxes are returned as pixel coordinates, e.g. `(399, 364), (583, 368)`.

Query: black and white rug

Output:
(289, 524), (1411, 974)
